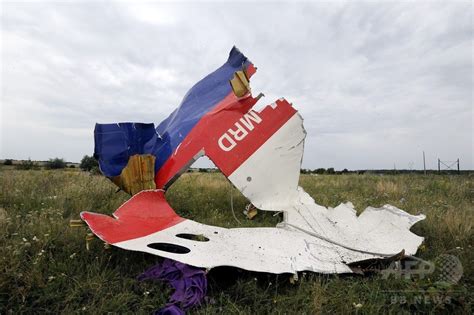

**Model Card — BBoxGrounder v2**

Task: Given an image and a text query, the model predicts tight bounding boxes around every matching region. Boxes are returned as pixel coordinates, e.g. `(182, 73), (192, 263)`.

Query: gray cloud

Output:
(1, 1), (472, 170)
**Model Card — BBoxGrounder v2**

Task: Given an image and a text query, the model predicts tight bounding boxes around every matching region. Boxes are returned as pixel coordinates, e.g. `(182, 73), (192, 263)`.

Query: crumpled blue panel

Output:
(153, 47), (251, 173)
(93, 47), (251, 178)
(94, 123), (159, 177)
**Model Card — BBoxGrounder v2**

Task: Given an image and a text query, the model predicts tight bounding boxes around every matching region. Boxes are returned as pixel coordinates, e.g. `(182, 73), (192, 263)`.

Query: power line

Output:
(438, 158), (460, 174)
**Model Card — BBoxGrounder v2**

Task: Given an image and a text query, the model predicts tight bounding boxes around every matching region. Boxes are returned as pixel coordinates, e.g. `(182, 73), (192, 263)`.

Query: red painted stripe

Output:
(155, 98), (297, 188)
(80, 190), (184, 244)
(207, 99), (296, 176)
(154, 93), (257, 188)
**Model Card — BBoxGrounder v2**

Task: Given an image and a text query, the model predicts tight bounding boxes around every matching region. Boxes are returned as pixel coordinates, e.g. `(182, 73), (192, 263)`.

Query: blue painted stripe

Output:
(153, 47), (250, 172)
(94, 47), (251, 177)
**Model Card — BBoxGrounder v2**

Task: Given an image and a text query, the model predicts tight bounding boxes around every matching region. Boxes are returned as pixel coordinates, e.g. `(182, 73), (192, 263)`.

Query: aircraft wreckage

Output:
(81, 47), (425, 275)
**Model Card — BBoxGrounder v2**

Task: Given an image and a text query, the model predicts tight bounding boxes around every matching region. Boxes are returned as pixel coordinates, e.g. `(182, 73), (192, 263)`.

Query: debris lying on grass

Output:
(138, 259), (207, 315)
(81, 47), (426, 275)
(243, 204), (258, 220)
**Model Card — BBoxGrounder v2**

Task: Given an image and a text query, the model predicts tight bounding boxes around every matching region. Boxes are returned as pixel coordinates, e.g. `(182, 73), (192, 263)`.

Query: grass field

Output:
(1, 169), (472, 314)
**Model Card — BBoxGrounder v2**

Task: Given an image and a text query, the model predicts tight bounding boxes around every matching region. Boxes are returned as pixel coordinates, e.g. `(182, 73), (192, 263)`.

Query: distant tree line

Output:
(14, 159), (40, 170)
(301, 168), (348, 175)
(300, 168), (471, 175)
(192, 167), (471, 175)
(11, 158), (69, 170)
(4, 158), (471, 175)
(2, 156), (95, 171)
(3, 155), (100, 172)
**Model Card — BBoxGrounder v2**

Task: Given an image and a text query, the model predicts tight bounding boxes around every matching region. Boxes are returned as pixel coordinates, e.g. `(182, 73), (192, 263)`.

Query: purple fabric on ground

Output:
(138, 259), (207, 314)
(156, 304), (184, 315)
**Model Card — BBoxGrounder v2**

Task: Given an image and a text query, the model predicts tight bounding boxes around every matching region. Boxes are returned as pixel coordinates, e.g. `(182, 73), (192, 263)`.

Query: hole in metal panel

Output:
(176, 233), (209, 242)
(147, 243), (190, 254)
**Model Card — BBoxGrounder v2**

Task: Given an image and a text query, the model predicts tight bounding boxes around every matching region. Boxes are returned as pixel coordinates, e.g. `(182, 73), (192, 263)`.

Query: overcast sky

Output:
(1, 1), (472, 170)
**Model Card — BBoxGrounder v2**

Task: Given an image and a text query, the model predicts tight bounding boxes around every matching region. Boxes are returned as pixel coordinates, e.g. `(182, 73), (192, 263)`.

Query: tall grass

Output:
(0, 169), (472, 314)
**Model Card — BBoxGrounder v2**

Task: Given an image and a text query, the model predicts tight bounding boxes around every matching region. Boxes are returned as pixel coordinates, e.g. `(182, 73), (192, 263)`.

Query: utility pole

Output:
(438, 158), (440, 173)
(457, 158), (460, 174)
(423, 151), (426, 175)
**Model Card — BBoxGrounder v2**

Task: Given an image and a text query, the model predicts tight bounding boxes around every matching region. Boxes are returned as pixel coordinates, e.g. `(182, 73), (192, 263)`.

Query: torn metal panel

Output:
(81, 190), (424, 274)
(81, 191), (355, 274)
(226, 106), (304, 211)
(82, 47), (426, 275)
(220, 101), (425, 259)
(93, 122), (158, 177)
(93, 47), (257, 188)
